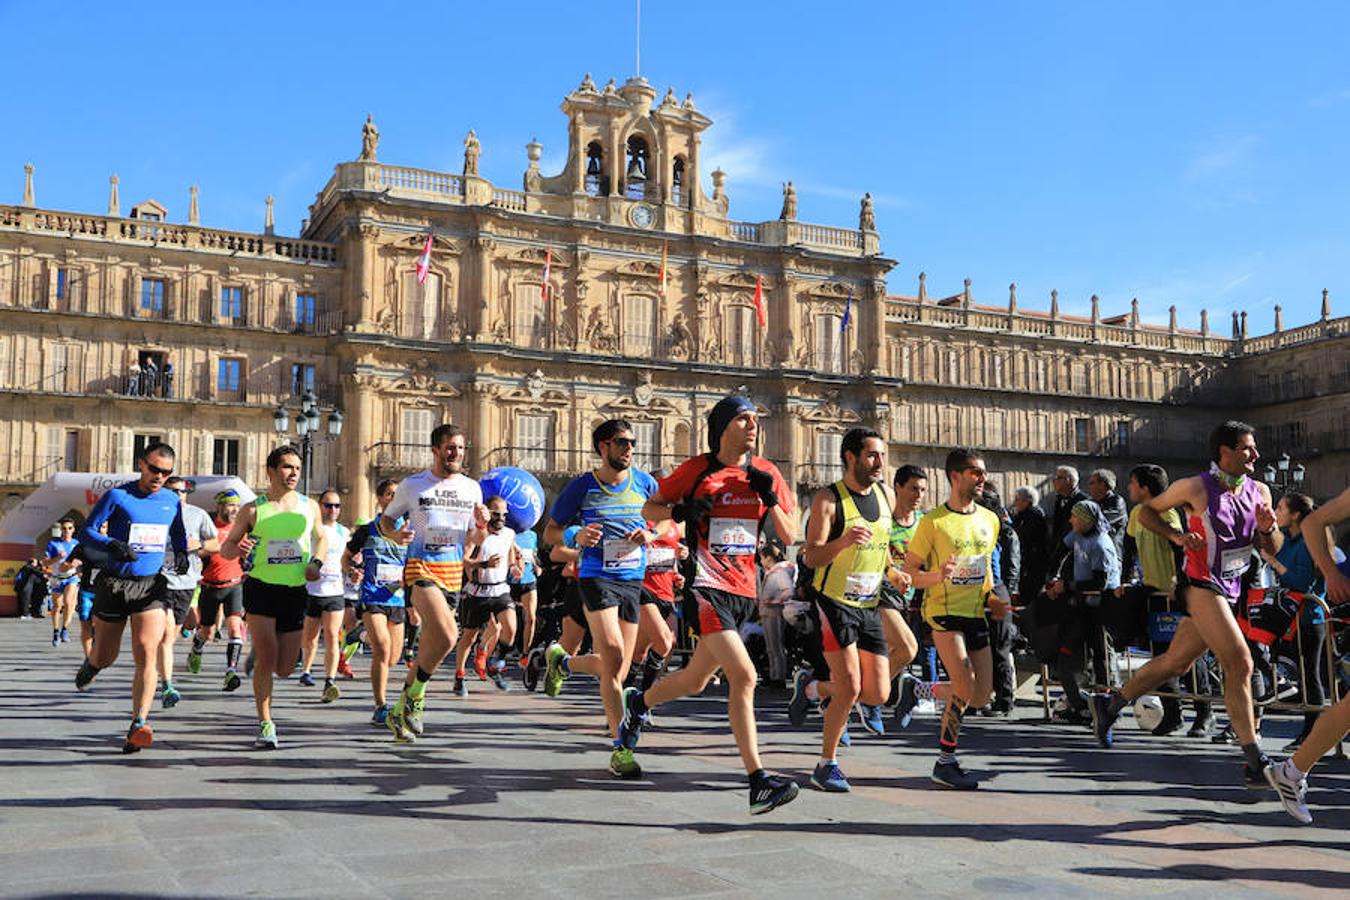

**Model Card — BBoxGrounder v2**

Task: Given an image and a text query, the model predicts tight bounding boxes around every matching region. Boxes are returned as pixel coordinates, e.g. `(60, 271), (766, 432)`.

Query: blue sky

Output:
(4, 1), (1347, 331)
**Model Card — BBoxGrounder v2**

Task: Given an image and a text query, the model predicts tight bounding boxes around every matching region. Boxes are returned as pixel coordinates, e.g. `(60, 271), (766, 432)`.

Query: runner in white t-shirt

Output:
(454, 497), (523, 695)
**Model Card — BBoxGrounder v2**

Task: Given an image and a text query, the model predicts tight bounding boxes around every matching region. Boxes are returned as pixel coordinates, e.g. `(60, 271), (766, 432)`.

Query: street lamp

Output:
(1262, 451), (1306, 497)
(273, 390), (343, 495)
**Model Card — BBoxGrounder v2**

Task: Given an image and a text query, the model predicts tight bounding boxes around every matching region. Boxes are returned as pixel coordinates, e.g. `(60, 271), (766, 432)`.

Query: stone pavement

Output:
(1, 617), (1347, 899)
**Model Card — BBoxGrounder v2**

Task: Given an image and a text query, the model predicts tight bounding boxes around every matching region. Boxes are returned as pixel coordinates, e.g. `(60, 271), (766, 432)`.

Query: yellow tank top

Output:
(812, 480), (892, 608)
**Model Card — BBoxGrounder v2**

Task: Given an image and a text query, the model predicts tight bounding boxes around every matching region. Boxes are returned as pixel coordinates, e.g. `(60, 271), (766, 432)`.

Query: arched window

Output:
(671, 156), (686, 206)
(585, 142), (606, 197)
(625, 135), (650, 200)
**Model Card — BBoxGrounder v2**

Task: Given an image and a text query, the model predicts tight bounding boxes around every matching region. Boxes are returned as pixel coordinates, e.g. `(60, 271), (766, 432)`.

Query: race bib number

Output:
(425, 508), (469, 548)
(844, 571), (883, 603)
(709, 518), (757, 556)
(603, 538), (642, 572)
(646, 545), (677, 572)
(128, 523), (168, 554)
(375, 563), (404, 586)
(1220, 545), (1253, 580)
(950, 554), (987, 586)
(266, 539), (303, 566)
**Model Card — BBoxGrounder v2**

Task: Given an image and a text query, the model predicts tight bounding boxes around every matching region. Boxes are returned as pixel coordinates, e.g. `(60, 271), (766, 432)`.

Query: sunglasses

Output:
(607, 437), (637, 448)
(169, 488), (189, 495)
(144, 462), (174, 477)
(322, 502), (342, 509)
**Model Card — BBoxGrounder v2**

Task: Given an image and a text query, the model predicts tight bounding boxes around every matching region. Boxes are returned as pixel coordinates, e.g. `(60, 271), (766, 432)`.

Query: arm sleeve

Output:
(346, 524), (370, 556)
(170, 507), (188, 553)
(79, 491), (117, 550)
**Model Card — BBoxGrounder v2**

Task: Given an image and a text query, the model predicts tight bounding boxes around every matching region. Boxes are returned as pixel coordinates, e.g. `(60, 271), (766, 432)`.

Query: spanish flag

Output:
(415, 234), (433, 285)
(752, 275), (767, 328)
(541, 247), (552, 302)
(659, 240), (668, 297)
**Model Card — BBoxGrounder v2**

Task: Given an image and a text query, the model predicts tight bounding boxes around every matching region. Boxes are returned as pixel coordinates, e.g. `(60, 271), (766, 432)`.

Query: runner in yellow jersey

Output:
(901, 447), (1007, 790)
(790, 428), (910, 793)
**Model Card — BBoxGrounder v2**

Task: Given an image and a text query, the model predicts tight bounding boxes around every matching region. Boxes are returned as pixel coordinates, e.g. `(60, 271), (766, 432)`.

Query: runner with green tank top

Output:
(882, 464), (927, 728)
(219, 445), (327, 749)
(789, 428), (910, 793)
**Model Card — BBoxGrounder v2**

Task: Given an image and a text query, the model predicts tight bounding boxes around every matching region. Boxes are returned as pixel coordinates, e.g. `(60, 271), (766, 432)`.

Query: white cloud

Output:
(1308, 87), (1350, 108)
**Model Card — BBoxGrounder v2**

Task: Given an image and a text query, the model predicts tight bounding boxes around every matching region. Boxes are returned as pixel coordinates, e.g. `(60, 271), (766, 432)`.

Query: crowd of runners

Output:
(25, 396), (1350, 824)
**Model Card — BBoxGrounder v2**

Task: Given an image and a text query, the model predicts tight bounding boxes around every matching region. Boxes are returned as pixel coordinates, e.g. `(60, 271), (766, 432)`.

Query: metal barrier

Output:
(1037, 588), (1345, 756)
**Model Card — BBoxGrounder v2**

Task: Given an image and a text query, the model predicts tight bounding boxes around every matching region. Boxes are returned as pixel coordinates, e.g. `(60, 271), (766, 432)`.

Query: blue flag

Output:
(841, 287), (853, 332)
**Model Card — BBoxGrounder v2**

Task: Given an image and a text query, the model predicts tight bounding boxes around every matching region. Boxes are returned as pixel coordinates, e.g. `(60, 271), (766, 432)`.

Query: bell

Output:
(586, 154), (602, 176)
(626, 154), (646, 181)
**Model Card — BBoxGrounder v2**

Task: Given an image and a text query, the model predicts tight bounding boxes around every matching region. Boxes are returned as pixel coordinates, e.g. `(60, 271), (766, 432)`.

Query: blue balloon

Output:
(478, 467), (546, 533)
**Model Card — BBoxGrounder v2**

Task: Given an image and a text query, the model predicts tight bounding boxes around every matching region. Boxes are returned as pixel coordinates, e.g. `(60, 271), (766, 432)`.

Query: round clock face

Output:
(630, 203), (655, 229)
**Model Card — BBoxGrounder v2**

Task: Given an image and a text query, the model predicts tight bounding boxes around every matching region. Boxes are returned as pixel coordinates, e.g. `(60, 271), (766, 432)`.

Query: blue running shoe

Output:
(618, 686), (648, 750)
(749, 774), (800, 815)
(371, 704), (390, 727)
(298, 671), (315, 687)
(856, 702), (885, 736)
(811, 761), (851, 793)
(788, 668), (814, 726)
(1089, 693), (1118, 749)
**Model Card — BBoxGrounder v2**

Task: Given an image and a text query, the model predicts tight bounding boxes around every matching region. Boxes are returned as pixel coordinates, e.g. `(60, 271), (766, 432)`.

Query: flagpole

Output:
(635, 0), (641, 77)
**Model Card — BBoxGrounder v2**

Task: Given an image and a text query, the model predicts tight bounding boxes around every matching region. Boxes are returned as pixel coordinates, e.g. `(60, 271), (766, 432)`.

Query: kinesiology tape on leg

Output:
(938, 695), (969, 753)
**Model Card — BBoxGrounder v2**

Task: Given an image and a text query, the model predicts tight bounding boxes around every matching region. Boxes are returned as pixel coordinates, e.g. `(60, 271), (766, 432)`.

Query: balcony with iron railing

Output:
(24, 287), (344, 336)
(0, 361), (339, 409)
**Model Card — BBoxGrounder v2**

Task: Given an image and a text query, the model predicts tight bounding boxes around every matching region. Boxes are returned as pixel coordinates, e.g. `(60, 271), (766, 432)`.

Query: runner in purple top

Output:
(1180, 466), (1264, 599)
(1087, 422), (1280, 791)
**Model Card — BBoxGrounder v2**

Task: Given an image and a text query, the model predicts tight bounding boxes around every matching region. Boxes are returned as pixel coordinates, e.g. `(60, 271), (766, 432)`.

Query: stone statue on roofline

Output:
(859, 193), (875, 231)
(780, 181), (797, 221)
(360, 114), (380, 162)
(463, 130), (481, 176)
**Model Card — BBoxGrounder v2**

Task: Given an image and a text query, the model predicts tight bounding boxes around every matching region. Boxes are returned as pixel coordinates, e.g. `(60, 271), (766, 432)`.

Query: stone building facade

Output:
(1, 74), (1345, 528)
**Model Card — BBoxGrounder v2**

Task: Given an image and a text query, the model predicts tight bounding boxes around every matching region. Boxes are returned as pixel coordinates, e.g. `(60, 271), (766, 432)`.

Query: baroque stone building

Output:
(1, 74), (1346, 528)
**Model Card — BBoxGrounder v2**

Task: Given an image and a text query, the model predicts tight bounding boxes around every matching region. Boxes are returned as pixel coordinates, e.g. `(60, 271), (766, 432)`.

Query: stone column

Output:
(341, 374), (376, 517)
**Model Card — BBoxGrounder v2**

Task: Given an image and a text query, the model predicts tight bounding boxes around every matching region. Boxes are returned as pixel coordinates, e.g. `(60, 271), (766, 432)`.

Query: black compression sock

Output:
(225, 639), (242, 670)
(1241, 741), (1268, 770)
(748, 767), (768, 787)
(1107, 691), (1130, 717)
(415, 667), (433, 684)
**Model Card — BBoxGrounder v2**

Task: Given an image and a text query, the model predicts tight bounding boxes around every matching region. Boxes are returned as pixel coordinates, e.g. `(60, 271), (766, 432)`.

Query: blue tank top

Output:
(510, 530), (539, 586)
(350, 520), (408, 607)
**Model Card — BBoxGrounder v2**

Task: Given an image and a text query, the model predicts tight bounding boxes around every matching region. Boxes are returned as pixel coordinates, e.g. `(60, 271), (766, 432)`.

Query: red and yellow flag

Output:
(752, 275), (767, 328)
(541, 247), (552, 302)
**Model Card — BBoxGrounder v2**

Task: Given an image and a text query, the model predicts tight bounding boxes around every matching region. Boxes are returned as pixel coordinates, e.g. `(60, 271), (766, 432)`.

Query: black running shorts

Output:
(686, 587), (754, 637)
(461, 591), (514, 630)
(198, 583), (244, 625)
(928, 614), (991, 652)
(814, 591), (887, 656)
(163, 588), (195, 626)
(243, 579), (308, 634)
(578, 578), (642, 625)
(94, 574), (167, 623)
(358, 603), (407, 625)
(305, 594), (345, 617)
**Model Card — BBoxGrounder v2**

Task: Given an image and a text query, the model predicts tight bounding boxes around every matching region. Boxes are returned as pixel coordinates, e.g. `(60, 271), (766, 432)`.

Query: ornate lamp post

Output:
(273, 390), (343, 496)
(1262, 451), (1306, 497)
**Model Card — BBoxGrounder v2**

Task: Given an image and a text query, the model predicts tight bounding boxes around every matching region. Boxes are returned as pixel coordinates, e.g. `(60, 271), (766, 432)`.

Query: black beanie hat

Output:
(708, 395), (755, 451)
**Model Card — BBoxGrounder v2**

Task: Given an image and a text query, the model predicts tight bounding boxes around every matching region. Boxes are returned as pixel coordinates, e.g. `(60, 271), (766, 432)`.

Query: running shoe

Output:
(1186, 713), (1216, 738)
(321, 681), (341, 704)
(187, 651), (202, 675)
(609, 746), (642, 779)
(474, 649), (488, 681)
(59, 627), (69, 643)
(454, 675), (469, 698)
(178, 626), (191, 639)
(521, 648), (542, 692)
(811, 761), (851, 793)
(893, 673), (919, 729)
(1212, 725), (1239, 745)
(788, 668), (814, 726)
(1151, 701), (1185, 737)
(856, 702), (885, 736)
(1088, 693), (1119, 749)
(1243, 762), (1274, 791)
(618, 686), (648, 750)
(254, 720), (278, 750)
(1265, 759), (1312, 824)
(749, 774), (800, 815)
(122, 720), (154, 754)
(51, 632), (59, 647)
(337, 659), (355, 679)
(298, 671), (316, 687)
(75, 660), (98, 692)
(371, 704), (391, 727)
(489, 670), (510, 692)
(932, 760), (979, 790)
(543, 643), (568, 697)
(161, 684), (181, 709)
(387, 705), (416, 743)
(223, 670), (242, 692)
(406, 696), (425, 736)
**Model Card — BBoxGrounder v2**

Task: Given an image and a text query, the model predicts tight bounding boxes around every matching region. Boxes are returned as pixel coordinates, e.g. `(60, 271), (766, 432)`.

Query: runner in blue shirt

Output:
(74, 441), (188, 754)
(541, 419), (657, 779)
(43, 517), (80, 646)
(509, 527), (543, 683)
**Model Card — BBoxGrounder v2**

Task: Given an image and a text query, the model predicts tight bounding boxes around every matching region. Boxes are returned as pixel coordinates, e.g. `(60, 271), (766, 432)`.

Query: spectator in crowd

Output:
(757, 538), (796, 691)
(141, 358), (159, 398)
(126, 360), (141, 396)
(1049, 466), (1088, 573)
(1011, 486), (1049, 600)
(1261, 492), (1327, 752)
(1086, 468), (1128, 557)
(15, 557), (48, 618)
(977, 486), (1021, 716)
(1047, 499), (1121, 724)
(161, 360), (174, 399)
